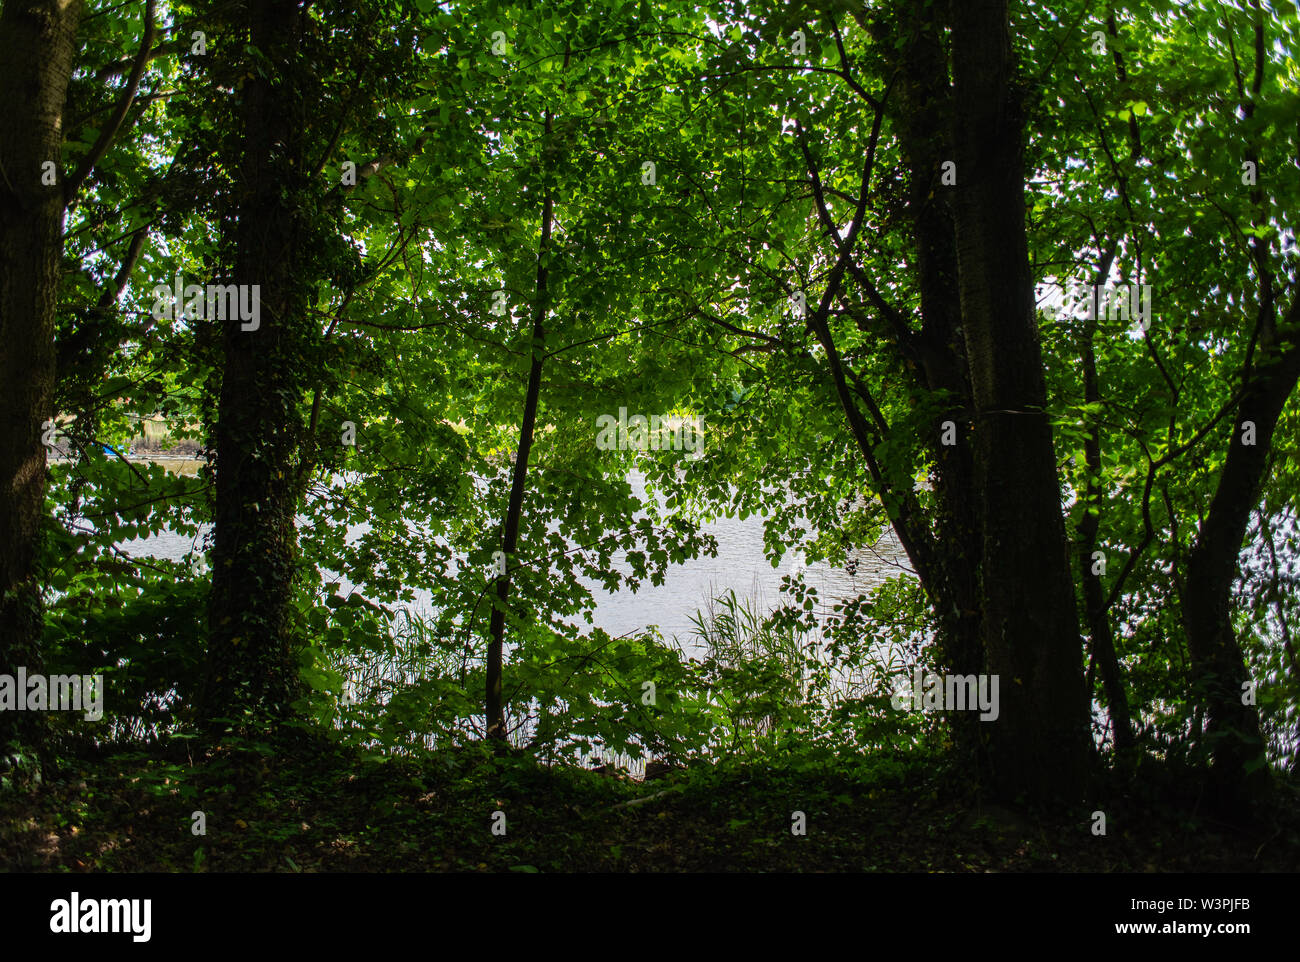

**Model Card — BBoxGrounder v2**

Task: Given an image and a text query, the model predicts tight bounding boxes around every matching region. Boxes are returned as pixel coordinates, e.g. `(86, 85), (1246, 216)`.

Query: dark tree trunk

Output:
(948, 0), (1089, 802)
(1183, 323), (1300, 811)
(485, 117), (555, 742)
(886, 1), (987, 760)
(1076, 284), (1134, 756)
(199, 0), (314, 728)
(0, 0), (83, 763)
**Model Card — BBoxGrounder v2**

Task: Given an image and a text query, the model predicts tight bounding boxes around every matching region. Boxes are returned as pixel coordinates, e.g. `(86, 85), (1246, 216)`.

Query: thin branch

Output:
(64, 0), (156, 205)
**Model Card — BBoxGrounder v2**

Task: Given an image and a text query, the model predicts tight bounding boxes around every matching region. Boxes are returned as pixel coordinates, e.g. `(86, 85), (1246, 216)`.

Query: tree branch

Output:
(64, 0), (156, 206)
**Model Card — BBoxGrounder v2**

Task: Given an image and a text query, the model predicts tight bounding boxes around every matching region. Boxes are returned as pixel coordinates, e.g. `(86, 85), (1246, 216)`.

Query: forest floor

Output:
(3, 734), (1298, 872)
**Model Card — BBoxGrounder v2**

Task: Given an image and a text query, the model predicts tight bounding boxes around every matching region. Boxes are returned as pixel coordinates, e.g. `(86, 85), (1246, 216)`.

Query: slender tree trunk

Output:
(1183, 325), (1299, 811)
(199, 0), (313, 728)
(1076, 289), (1134, 757)
(949, 0), (1089, 802)
(485, 116), (554, 742)
(0, 0), (82, 765)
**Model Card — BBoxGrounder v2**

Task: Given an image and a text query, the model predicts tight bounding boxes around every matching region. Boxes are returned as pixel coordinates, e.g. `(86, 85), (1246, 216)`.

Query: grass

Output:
(3, 732), (1297, 873)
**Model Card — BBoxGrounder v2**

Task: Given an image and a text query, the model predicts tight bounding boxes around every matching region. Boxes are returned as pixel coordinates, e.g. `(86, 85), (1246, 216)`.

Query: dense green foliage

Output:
(2, 0), (1299, 870)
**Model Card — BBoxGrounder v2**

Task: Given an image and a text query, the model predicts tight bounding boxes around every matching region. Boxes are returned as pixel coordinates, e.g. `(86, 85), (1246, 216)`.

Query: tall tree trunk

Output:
(1183, 319), (1299, 811)
(1180, 5), (1295, 810)
(0, 0), (83, 766)
(949, 0), (1089, 802)
(485, 115), (554, 742)
(1075, 252), (1134, 757)
(893, 0), (985, 755)
(1077, 340), (1134, 757)
(199, 0), (313, 728)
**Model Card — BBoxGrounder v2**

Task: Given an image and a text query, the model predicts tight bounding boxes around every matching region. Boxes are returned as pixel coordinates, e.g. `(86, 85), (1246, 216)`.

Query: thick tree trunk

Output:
(949, 0), (1089, 802)
(894, 1), (986, 755)
(0, 0), (82, 763)
(1183, 323), (1299, 811)
(199, 0), (313, 728)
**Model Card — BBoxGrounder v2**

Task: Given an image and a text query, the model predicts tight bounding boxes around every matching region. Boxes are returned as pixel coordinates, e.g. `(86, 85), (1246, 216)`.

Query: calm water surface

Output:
(115, 462), (912, 643)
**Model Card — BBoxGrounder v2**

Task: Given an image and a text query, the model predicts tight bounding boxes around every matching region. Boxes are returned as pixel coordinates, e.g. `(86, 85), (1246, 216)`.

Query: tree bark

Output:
(1074, 251), (1134, 756)
(948, 0), (1089, 802)
(199, 0), (314, 728)
(0, 0), (83, 764)
(1183, 313), (1299, 811)
(893, 0), (986, 745)
(485, 115), (555, 742)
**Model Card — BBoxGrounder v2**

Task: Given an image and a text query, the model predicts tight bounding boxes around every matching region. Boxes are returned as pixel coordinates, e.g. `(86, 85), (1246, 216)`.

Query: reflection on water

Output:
(580, 502), (910, 642)
(110, 461), (920, 767)
(115, 464), (912, 641)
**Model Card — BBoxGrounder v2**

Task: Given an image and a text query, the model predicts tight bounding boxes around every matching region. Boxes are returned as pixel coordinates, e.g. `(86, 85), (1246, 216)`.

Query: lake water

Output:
(108, 461), (1142, 768)
(115, 463), (912, 645)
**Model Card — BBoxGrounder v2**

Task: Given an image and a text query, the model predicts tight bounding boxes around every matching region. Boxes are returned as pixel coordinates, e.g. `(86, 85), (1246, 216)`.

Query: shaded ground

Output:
(3, 736), (1297, 872)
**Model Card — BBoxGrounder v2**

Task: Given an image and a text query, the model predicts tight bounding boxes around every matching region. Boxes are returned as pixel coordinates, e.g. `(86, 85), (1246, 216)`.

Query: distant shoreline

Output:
(49, 454), (205, 462)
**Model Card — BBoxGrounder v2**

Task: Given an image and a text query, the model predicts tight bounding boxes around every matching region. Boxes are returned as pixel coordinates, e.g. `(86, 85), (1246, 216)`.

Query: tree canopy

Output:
(1, 0), (1298, 875)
